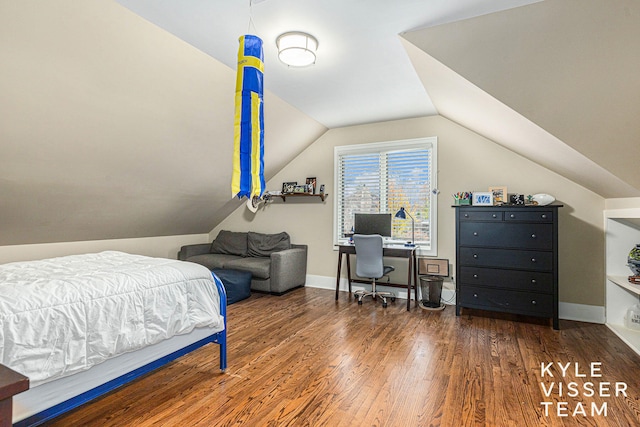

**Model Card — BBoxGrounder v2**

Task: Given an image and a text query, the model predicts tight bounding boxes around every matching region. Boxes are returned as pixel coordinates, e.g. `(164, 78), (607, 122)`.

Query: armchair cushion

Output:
(210, 230), (248, 256)
(224, 256), (271, 279)
(247, 231), (290, 257)
(186, 253), (239, 271)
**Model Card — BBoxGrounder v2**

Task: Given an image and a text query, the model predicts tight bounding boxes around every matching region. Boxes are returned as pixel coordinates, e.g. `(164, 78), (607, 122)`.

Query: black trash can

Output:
(419, 276), (444, 310)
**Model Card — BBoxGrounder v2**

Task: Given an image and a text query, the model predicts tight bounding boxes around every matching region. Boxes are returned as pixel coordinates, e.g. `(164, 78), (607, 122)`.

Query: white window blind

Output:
(334, 138), (437, 255)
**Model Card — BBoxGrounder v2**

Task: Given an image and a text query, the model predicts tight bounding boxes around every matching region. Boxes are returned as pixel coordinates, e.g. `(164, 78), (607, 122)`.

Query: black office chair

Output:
(353, 234), (396, 307)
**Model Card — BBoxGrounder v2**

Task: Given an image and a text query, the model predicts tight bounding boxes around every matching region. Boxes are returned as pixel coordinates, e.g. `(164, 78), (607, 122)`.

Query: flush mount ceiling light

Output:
(276, 31), (318, 67)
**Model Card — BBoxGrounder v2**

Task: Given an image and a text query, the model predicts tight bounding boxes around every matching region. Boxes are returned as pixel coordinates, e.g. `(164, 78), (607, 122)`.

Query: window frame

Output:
(333, 137), (438, 256)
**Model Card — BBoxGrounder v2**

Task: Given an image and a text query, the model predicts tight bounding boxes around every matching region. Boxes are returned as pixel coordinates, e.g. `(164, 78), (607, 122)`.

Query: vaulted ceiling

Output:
(114, 0), (540, 128)
(114, 0), (640, 200)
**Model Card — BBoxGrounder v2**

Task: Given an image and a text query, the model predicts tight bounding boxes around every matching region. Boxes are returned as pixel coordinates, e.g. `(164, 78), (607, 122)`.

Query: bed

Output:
(0, 251), (227, 426)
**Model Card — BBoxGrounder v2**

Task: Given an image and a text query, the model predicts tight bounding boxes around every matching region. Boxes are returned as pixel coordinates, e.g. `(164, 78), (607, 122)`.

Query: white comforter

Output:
(0, 251), (224, 387)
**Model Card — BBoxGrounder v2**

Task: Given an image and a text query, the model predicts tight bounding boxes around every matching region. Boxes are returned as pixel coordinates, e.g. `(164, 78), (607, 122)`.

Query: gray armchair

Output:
(178, 231), (307, 295)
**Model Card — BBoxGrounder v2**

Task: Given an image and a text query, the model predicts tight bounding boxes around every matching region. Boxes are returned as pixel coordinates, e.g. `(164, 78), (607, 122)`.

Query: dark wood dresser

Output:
(454, 204), (562, 329)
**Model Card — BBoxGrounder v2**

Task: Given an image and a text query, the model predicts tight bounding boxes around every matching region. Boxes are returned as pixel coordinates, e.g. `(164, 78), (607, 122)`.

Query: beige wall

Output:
(605, 197), (640, 211)
(0, 234), (209, 265)
(0, 0), (325, 246)
(1, 114), (606, 307)
(213, 115), (605, 307)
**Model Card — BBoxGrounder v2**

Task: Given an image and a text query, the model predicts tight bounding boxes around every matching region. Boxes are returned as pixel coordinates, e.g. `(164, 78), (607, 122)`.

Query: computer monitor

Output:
(354, 213), (392, 237)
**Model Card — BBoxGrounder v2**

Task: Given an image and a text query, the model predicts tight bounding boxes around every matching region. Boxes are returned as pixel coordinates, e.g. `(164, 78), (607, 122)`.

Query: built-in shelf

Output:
(272, 193), (328, 202)
(607, 275), (640, 295)
(607, 323), (640, 355)
(605, 209), (640, 357)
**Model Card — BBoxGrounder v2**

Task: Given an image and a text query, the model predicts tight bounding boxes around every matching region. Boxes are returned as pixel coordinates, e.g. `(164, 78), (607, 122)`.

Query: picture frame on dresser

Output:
(488, 186), (507, 205)
(472, 192), (493, 206)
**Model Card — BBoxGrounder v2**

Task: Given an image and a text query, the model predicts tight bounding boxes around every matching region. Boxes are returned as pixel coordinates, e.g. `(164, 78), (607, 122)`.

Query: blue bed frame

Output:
(15, 272), (227, 427)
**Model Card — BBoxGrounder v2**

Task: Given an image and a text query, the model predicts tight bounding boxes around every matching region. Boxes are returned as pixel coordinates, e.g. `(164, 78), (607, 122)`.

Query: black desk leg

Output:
(335, 252), (342, 300)
(345, 253), (352, 294)
(406, 256), (412, 311)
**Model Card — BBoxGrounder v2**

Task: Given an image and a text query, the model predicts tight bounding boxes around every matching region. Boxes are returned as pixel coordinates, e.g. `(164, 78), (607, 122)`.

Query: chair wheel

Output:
(358, 300), (363, 305)
(382, 302), (388, 308)
(391, 297), (396, 302)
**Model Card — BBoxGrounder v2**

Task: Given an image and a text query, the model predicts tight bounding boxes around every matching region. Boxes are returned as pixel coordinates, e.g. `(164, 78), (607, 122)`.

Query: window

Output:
(334, 137), (438, 255)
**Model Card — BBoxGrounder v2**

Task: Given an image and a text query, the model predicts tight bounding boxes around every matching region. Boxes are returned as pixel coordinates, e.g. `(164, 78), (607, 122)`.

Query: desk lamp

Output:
(394, 207), (415, 247)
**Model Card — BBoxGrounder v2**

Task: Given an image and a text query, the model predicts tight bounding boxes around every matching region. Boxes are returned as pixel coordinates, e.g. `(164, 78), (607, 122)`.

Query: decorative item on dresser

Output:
(488, 186), (507, 205)
(471, 192), (493, 206)
(453, 204), (562, 329)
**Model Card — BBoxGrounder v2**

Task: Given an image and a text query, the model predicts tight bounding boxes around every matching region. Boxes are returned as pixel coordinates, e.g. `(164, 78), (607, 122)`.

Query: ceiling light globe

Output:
(276, 32), (318, 67)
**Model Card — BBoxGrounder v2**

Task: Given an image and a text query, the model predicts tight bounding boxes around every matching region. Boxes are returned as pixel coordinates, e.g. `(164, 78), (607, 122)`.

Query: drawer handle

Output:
(531, 300), (537, 305)
(464, 213), (469, 218)
(473, 293), (478, 298)
(531, 258), (536, 263)
(473, 232), (478, 236)
(473, 274), (478, 278)
(510, 214), (515, 218)
(531, 279), (537, 284)
(531, 234), (536, 238)
(473, 254), (478, 259)
(492, 214), (497, 218)
(541, 214), (547, 219)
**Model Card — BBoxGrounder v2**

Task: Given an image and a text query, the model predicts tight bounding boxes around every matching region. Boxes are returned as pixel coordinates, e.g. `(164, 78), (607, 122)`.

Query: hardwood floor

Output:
(46, 287), (640, 426)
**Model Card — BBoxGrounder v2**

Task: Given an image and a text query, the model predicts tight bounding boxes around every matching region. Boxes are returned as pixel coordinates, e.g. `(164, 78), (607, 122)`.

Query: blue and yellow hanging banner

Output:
(232, 34), (265, 200)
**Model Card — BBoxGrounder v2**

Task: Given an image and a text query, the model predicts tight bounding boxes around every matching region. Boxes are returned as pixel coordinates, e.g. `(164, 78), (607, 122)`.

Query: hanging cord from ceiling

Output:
(247, 0), (259, 35)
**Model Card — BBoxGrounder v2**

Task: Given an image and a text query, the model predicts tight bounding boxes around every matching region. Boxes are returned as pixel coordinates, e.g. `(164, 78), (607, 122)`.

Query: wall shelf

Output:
(272, 193), (328, 202)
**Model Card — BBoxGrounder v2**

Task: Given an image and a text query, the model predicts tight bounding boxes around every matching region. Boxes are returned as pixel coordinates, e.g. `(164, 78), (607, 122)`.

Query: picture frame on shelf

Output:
(292, 184), (309, 193)
(489, 186), (507, 205)
(306, 177), (317, 194)
(282, 182), (297, 194)
(472, 192), (493, 206)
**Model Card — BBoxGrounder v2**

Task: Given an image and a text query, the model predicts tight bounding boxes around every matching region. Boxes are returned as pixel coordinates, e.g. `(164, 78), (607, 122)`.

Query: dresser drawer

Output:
(459, 266), (553, 293)
(458, 209), (503, 221)
(459, 286), (553, 317)
(459, 247), (553, 271)
(459, 222), (553, 250)
(504, 210), (553, 222)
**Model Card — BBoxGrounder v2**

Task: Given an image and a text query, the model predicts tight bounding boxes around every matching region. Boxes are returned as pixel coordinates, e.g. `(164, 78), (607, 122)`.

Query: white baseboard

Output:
(305, 275), (605, 323)
(559, 302), (605, 324)
(305, 274), (455, 305)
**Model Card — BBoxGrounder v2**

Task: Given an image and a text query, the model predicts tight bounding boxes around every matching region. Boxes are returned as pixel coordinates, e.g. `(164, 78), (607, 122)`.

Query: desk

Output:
(335, 244), (417, 310)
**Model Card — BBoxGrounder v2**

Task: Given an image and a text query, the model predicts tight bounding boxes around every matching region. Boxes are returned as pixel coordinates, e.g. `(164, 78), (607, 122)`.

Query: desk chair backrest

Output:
(353, 234), (384, 279)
